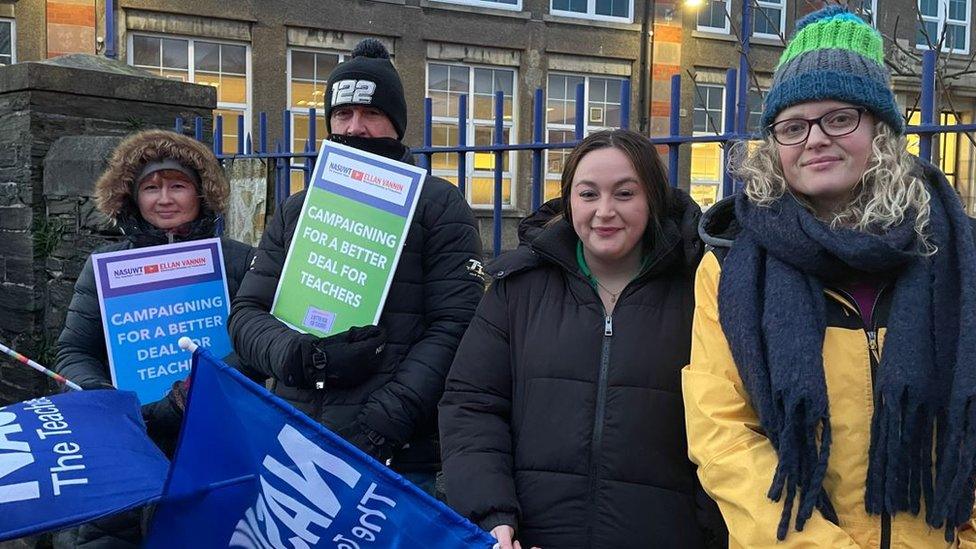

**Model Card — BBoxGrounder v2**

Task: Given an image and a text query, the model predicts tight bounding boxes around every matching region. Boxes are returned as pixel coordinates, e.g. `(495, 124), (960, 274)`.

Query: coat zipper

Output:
(830, 285), (889, 549)
(586, 314), (613, 548)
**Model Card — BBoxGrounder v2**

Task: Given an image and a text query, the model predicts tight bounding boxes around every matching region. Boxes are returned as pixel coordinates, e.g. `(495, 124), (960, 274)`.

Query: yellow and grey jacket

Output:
(682, 198), (976, 549)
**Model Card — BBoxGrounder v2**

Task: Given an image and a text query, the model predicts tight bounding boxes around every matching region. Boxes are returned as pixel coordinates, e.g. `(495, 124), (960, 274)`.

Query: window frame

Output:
(429, 0), (522, 11)
(543, 72), (628, 200)
(0, 18), (14, 66)
(696, 0), (731, 34)
(690, 83), (726, 206)
(915, 0), (971, 54)
(550, 0), (634, 24)
(752, 0), (786, 39)
(425, 61), (519, 209)
(127, 32), (253, 150)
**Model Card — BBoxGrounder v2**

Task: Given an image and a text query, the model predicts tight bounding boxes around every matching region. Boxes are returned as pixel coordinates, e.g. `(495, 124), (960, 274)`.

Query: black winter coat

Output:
(439, 193), (727, 549)
(228, 161), (484, 470)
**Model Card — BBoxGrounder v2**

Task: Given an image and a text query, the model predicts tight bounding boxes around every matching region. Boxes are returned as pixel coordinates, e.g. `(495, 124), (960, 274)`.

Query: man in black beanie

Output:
(229, 38), (484, 497)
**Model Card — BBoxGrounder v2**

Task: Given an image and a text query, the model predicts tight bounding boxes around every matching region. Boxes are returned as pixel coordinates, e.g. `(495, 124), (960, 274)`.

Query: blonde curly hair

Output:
(730, 121), (934, 253)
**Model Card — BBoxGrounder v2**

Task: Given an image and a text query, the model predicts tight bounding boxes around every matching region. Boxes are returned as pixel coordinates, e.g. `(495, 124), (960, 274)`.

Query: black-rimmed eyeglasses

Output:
(767, 107), (868, 146)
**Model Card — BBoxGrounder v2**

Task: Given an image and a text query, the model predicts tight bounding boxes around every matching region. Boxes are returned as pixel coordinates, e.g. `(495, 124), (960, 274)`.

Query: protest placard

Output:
(271, 139), (426, 337)
(92, 238), (232, 403)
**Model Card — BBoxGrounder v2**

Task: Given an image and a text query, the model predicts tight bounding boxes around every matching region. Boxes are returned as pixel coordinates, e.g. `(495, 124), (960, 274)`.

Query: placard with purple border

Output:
(92, 238), (232, 403)
(271, 140), (427, 337)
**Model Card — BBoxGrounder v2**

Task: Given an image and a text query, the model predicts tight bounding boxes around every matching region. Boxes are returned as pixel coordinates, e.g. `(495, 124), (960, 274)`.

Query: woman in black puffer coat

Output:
(439, 129), (727, 549)
(52, 129), (255, 548)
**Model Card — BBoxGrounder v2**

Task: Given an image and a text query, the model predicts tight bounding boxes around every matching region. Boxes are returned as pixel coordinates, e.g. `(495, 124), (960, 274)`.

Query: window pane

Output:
(495, 70), (514, 95)
(691, 142), (723, 182)
(215, 73), (245, 104)
(431, 90), (452, 118)
(0, 22), (9, 58)
(919, 0), (937, 16)
(548, 74), (567, 100)
(431, 124), (459, 171)
(947, 24), (966, 50)
(292, 51), (315, 80)
(473, 95), (494, 120)
(132, 35), (161, 67)
(429, 64), (449, 91)
(195, 41), (220, 72)
(449, 66), (469, 92)
(161, 38), (188, 70)
(315, 53), (340, 79)
(474, 69), (493, 94)
(292, 113), (327, 155)
(291, 80), (316, 108)
(470, 177), (512, 206)
(916, 20), (939, 46)
(0, 55), (10, 66)
(215, 108), (242, 154)
(699, 0), (727, 28)
(754, 7), (781, 35)
(222, 44), (246, 74)
(949, 0), (966, 20)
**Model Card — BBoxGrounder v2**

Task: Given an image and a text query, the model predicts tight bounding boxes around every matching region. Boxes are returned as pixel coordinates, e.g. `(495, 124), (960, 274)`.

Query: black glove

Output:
(302, 325), (387, 389)
(337, 422), (398, 464)
(141, 379), (190, 457)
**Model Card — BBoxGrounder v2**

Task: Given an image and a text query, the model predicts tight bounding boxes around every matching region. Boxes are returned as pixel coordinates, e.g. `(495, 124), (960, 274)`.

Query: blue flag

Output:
(0, 390), (168, 542)
(146, 348), (495, 548)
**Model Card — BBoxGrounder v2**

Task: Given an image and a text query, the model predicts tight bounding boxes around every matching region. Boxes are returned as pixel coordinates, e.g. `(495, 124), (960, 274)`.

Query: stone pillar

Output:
(0, 53), (215, 403)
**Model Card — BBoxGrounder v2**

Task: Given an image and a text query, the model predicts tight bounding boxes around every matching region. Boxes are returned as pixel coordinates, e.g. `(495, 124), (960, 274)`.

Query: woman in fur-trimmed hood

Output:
(52, 129), (255, 548)
(94, 129), (230, 243)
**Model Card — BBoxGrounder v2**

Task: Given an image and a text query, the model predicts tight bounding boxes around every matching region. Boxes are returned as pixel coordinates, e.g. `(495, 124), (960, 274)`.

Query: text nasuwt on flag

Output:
(0, 390), (168, 542)
(145, 344), (495, 548)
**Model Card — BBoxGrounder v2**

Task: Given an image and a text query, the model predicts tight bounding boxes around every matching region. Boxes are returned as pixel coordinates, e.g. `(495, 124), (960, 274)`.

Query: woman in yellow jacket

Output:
(683, 6), (976, 548)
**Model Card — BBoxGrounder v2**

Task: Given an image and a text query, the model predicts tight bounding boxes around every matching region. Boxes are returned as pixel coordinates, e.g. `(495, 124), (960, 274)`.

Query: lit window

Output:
(906, 110), (962, 187)
(916, 0), (970, 53)
(691, 84), (725, 208)
(427, 63), (517, 207)
(697, 0), (729, 33)
(288, 49), (342, 192)
(544, 73), (628, 200)
(0, 19), (14, 66)
(753, 0), (785, 38)
(551, 0), (633, 23)
(130, 34), (250, 154)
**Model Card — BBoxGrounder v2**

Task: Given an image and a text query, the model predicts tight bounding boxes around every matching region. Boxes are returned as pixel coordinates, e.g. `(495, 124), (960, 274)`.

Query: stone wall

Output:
(0, 54), (215, 404)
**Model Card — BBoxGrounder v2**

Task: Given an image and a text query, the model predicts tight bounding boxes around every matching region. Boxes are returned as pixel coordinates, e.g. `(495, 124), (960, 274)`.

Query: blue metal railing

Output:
(178, 50), (976, 256)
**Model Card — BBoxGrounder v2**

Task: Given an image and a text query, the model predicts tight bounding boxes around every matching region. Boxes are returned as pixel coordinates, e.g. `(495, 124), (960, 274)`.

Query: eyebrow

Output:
(574, 177), (640, 187)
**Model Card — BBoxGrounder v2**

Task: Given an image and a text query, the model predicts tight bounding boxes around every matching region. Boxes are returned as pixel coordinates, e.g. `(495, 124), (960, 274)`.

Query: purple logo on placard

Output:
(303, 307), (336, 333)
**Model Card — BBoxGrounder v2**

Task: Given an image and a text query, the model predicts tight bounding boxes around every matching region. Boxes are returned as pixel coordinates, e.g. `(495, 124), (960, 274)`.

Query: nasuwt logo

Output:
(112, 256), (208, 280)
(106, 249), (216, 290)
(329, 162), (405, 195)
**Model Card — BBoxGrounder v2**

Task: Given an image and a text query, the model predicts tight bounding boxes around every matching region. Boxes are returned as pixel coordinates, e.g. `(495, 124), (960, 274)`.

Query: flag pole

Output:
(0, 342), (84, 391)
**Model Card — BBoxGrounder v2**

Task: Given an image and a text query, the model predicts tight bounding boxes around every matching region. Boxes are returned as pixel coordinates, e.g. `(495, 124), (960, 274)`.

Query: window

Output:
(545, 73), (627, 200)
(697, 0), (730, 33)
(916, 0), (970, 53)
(753, 0), (785, 38)
(690, 84), (725, 208)
(746, 88), (764, 133)
(427, 63), (517, 207)
(551, 0), (632, 23)
(848, 0), (878, 26)
(0, 19), (13, 66)
(906, 110), (963, 186)
(130, 34), (250, 153)
(288, 49), (343, 192)
(431, 0), (521, 10)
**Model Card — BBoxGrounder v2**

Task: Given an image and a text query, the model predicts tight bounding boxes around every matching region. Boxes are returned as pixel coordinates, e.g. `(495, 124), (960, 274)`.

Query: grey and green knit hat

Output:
(761, 5), (904, 135)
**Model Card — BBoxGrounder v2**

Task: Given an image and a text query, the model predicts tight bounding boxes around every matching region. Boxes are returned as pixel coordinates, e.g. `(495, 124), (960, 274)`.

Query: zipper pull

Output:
(867, 330), (878, 351)
(604, 315), (613, 337)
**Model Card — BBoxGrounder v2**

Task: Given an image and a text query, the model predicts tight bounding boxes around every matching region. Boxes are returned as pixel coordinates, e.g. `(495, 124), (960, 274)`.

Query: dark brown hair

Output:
(559, 129), (673, 243)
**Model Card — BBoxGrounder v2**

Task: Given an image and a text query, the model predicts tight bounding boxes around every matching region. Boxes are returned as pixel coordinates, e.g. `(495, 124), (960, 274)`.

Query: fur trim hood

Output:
(95, 129), (229, 221)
